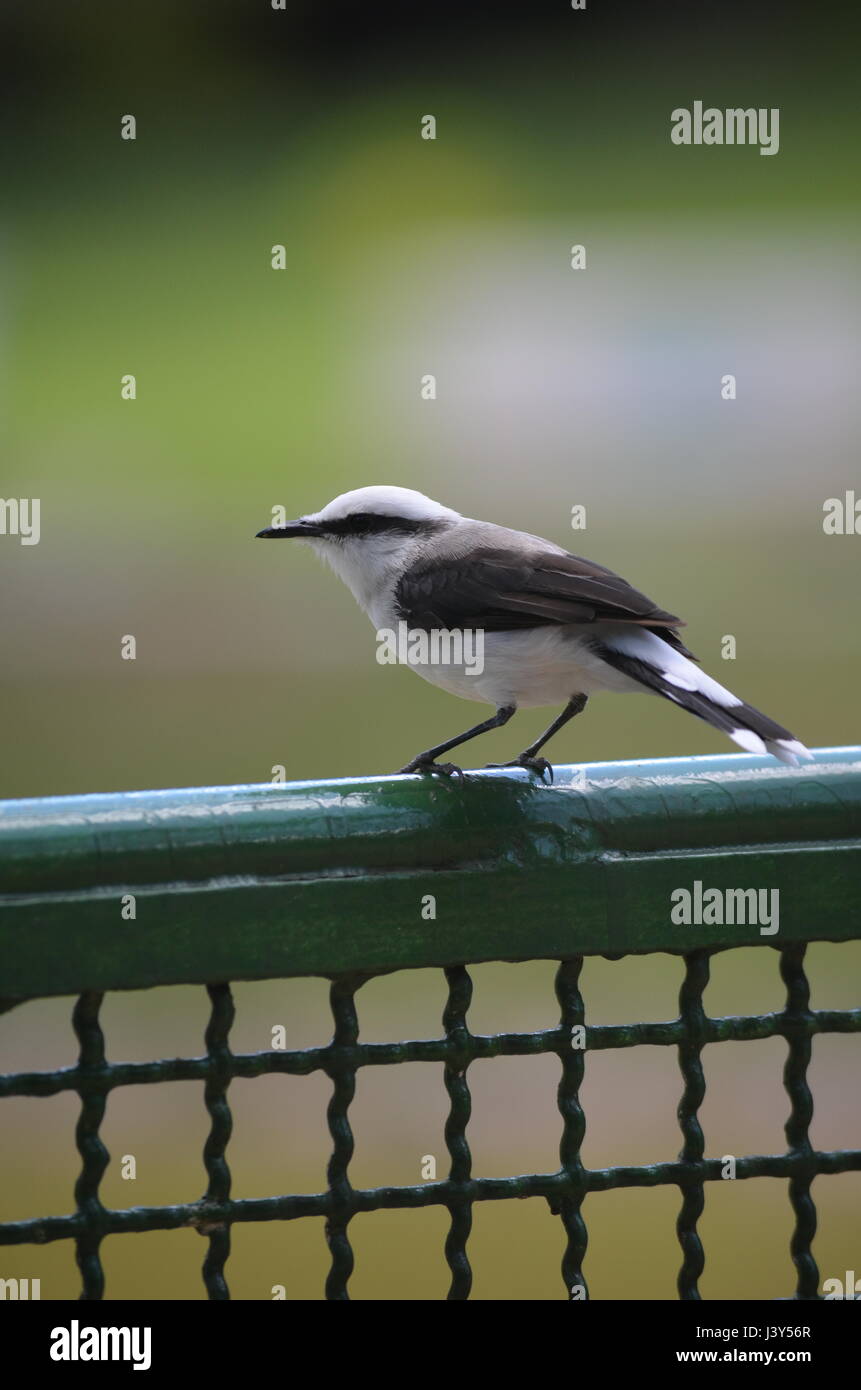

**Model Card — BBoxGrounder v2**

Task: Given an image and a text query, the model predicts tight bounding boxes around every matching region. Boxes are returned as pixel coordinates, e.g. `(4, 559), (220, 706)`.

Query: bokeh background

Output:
(1, 0), (858, 1299)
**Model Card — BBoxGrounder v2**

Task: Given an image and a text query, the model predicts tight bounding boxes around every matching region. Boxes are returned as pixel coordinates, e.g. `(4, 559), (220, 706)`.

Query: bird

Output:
(256, 485), (812, 781)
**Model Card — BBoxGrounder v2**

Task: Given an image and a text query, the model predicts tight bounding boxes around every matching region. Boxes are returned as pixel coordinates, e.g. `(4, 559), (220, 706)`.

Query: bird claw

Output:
(523, 757), (554, 784)
(485, 756), (554, 784)
(399, 758), (465, 780)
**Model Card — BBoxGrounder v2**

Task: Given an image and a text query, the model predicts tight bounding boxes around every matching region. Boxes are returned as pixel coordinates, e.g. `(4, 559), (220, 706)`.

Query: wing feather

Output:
(395, 546), (687, 640)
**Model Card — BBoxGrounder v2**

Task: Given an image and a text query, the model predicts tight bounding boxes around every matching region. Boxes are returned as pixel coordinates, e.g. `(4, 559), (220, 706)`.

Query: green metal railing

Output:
(1, 747), (859, 1299)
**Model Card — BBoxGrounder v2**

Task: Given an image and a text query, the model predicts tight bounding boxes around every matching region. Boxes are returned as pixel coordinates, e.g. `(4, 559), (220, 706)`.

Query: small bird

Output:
(256, 485), (812, 780)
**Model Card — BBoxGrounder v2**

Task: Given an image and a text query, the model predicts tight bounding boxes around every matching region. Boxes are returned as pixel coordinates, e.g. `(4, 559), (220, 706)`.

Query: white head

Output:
(256, 485), (462, 612)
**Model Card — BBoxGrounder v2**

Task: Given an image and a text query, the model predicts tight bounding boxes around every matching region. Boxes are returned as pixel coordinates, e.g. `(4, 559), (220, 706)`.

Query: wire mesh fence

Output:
(1, 943), (859, 1299)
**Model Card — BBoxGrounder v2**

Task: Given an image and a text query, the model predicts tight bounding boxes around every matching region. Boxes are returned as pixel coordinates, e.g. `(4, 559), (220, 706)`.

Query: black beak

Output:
(255, 520), (325, 539)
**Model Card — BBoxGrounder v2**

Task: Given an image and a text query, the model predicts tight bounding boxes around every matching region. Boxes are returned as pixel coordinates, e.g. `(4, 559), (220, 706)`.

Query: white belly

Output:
(401, 624), (647, 709)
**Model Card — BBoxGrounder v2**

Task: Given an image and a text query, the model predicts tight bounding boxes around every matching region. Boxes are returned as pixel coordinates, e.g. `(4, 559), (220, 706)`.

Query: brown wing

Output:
(395, 546), (689, 643)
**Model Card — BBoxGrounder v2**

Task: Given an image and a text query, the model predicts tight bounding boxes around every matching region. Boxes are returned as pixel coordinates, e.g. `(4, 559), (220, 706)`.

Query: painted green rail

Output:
(1, 748), (859, 1302)
(1, 747), (859, 1000)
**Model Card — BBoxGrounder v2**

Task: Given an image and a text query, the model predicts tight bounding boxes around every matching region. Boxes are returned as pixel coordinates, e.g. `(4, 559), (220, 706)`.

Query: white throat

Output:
(308, 534), (419, 625)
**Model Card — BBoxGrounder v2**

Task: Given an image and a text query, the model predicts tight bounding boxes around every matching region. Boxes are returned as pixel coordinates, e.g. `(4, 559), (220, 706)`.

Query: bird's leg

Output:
(399, 704), (516, 778)
(487, 694), (588, 783)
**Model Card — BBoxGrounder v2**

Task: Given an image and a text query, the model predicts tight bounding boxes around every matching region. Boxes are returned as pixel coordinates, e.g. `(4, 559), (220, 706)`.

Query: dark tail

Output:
(593, 635), (812, 766)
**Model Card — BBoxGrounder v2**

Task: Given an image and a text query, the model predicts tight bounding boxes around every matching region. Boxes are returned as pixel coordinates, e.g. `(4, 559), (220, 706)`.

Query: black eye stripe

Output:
(319, 513), (439, 539)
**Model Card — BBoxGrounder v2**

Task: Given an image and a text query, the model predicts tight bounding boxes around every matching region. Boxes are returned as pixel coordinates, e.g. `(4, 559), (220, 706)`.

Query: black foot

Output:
(399, 757), (465, 779)
(485, 756), (554, 784)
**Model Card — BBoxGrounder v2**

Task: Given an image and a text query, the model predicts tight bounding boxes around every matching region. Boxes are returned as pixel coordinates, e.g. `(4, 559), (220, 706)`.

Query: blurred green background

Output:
(1, 1), (858, 1299)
